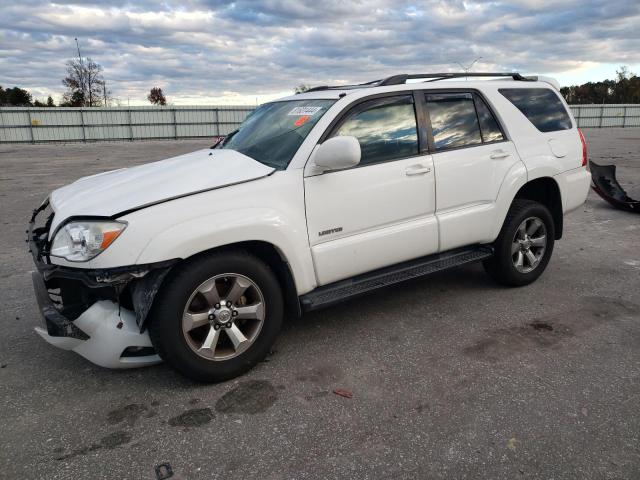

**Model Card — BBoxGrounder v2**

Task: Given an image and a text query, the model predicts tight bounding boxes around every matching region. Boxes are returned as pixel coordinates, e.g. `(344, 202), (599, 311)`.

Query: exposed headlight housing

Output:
(50, 220), (127, 262)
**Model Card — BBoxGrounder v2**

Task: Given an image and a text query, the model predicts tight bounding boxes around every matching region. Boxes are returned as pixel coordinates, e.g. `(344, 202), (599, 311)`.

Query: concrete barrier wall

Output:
(0, 104), (638, 143)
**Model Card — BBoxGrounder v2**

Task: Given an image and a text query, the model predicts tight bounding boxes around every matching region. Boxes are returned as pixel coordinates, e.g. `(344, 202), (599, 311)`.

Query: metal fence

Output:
(570, 104), (640, 128)
(0, 103), (639, 144)
(0, 106), (255, 143)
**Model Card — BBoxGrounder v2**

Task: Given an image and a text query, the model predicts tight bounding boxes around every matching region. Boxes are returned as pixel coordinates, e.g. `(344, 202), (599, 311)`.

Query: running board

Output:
(300, 246), (493, 312)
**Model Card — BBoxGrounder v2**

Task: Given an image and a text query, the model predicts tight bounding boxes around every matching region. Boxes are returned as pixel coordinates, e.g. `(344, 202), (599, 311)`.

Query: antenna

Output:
(75, 37), (83, 65)
(455, 57), (483, 80)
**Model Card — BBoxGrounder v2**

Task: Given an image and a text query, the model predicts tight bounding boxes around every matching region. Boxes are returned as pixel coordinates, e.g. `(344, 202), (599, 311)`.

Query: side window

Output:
(499, 88), (572, 132)
(334, 95), (418, 166)
(474, 95), (504, 143)
(426, 93), (482, 150)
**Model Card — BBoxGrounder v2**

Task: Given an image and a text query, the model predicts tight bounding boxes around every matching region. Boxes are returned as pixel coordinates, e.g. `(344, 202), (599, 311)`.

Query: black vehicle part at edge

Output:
(589, 161), (640, 214)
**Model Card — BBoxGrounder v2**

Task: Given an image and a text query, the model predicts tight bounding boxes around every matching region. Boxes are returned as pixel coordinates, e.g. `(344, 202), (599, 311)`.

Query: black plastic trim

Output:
(300, 245), (493, 311)
(32, 271), (90, 339)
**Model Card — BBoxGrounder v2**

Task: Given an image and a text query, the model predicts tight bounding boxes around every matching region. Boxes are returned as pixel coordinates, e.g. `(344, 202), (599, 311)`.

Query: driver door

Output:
(304, 94), (438, 286)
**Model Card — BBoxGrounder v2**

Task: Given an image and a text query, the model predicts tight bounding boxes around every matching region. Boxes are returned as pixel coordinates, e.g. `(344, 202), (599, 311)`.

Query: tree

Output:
(294, 84), (311, 94)
(47, 96), (55, 107)
(560, 66), (640, 104)
(147, 87), (167, 105)
(62, 57), (105, 107)
(0, 86), (32, 106)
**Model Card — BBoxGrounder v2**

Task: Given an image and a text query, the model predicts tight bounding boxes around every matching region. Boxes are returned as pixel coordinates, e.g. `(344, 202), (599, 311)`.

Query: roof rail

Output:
(378, 72), (531, 86)
(303, 79), (381, 93)
(300, 72), (533, 93)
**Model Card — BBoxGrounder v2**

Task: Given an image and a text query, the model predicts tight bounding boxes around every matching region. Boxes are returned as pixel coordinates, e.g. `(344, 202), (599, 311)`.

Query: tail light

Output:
(578, 128), (588, 167)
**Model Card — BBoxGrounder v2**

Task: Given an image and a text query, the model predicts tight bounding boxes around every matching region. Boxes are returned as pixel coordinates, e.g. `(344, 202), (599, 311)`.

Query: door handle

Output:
(405, 165), (432, 176)
(490, 150), (511, 160)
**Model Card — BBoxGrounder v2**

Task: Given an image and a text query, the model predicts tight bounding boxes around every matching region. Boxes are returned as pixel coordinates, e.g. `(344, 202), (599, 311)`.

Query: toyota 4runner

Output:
(28, 72), (591, 381)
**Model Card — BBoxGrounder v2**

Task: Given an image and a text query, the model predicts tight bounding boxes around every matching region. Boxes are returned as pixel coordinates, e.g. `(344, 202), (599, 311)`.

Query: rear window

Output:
(499, 88), (572, 132)
(474, 95), (504, 143)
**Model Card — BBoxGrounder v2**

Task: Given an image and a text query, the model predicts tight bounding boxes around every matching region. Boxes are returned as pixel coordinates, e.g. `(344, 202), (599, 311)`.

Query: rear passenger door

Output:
(424, 92), (522, 250)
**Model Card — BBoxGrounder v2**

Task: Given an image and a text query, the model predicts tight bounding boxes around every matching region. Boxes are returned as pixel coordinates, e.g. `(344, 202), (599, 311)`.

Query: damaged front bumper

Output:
(28, 201), (176, 368)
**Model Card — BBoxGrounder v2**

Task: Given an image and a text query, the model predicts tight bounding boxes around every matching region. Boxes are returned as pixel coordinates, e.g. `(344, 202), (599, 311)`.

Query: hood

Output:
(49, 148), (274, 232)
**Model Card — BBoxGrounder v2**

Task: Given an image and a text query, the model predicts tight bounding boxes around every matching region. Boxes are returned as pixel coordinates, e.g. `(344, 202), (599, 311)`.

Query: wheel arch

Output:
(513, 177), (563, 239)
(154, 240), (302, 326)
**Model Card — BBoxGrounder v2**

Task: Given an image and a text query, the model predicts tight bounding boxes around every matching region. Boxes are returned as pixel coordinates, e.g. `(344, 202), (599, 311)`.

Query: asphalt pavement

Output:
(1, 130), (639, 479)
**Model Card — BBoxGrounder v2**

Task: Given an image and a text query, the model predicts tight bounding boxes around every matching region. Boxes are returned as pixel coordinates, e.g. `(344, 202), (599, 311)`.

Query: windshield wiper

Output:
(216, 129), (238, 148)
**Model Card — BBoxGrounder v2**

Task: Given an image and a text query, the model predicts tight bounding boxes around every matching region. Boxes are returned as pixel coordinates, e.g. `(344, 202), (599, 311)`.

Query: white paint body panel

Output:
(555, 167), (592, 214)
(305, 155), (437, 285)
(48, 148), (274, 233)
(432, 141), (523, 250)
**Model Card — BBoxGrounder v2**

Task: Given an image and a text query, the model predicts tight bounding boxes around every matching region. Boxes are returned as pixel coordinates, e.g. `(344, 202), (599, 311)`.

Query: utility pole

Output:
(103, 81), (108, 107)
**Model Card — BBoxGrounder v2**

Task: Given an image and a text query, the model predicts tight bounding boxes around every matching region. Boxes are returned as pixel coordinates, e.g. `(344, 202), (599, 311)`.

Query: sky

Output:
(0, 0), (639, 106)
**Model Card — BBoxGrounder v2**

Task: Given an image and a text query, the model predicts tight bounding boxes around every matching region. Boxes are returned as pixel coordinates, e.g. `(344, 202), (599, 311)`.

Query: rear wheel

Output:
(148, 251), (283, 382)
(483, 199), (555, 287)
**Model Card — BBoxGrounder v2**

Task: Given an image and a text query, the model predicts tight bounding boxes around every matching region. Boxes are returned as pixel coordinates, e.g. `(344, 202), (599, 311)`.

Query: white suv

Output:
(28, 72), (591, 381)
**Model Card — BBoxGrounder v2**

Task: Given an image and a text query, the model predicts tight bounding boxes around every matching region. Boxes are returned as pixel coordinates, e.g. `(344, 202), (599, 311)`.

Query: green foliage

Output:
(561, 66), (640, 104)
(0, 85), (33, 106)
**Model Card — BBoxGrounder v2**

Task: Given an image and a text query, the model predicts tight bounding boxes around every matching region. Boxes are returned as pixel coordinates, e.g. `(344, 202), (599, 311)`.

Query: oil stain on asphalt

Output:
(54, 431), (132, 461)
(463, 296), (639, 362)
(168, 407), (215, 427)
(215, 380), (278, 414)
(107, 403), (157, 426)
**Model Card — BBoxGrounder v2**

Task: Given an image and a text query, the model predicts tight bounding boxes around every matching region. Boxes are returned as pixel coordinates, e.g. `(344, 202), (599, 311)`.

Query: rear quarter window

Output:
(499, 88), (572, 133)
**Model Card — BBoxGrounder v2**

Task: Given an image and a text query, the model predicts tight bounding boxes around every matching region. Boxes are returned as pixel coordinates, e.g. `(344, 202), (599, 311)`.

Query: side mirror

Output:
(313, 136), (361, 172)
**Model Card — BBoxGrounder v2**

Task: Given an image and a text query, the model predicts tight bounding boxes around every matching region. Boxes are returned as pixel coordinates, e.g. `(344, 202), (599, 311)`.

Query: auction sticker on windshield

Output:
(288, 106), (322, 116)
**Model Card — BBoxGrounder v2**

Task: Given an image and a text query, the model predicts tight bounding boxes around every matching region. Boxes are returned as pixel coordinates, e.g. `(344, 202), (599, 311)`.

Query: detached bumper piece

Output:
(32, 272), (161, 368)
(590, 161), (640, 214)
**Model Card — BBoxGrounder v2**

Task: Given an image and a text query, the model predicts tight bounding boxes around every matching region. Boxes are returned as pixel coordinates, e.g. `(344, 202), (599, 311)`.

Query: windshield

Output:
(220, 99), (336, 169)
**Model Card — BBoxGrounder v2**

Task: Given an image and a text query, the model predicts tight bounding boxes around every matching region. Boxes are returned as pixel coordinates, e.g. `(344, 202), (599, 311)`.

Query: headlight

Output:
(50, 220), (127, 262)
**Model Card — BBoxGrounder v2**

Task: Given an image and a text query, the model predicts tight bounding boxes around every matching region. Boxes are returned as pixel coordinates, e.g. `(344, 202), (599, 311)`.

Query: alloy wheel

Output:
(511, 216), (547, 274)
(181, 274), (265, 361)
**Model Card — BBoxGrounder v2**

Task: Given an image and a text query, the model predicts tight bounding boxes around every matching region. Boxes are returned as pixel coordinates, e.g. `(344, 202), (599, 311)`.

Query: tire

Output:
(483, 199), (555, 287)
(148, 250), (283, 382)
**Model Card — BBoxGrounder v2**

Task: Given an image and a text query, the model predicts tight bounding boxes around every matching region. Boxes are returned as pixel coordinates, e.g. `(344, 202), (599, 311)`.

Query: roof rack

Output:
(304, 80), (380, 93)
(300, 72), (533, 93)
(378, 72), (532, 85)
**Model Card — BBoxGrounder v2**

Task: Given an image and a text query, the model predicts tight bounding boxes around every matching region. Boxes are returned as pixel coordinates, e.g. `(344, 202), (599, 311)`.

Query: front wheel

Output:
(483, 199), (555, 287)
(148, 251), (283, 382)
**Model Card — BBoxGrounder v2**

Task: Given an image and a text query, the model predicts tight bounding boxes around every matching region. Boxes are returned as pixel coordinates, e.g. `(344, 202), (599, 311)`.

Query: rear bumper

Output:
(32, 271), (161, 369)
(555, 167), (591, 214)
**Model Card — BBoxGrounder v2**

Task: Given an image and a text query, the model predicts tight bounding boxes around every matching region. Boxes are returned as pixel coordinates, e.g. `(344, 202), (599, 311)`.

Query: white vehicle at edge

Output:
(28, 72), (591, 381)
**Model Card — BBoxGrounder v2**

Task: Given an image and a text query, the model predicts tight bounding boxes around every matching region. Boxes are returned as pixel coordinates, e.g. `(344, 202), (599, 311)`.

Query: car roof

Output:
(276, 73), (560, 102)
(278, 80), (556, 101)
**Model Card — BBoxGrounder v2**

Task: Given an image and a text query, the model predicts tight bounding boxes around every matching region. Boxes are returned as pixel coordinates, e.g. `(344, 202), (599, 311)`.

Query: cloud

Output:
(0, 0), (638, 104)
